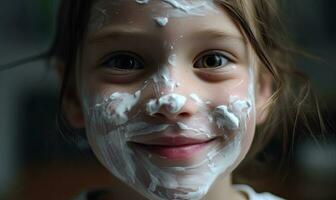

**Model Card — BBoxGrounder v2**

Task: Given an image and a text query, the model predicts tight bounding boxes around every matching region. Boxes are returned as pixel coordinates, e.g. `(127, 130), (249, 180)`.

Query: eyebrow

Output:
(189, 29), (245, 43)
(88, 26), (156, 43)
(88, 26), (245, 44)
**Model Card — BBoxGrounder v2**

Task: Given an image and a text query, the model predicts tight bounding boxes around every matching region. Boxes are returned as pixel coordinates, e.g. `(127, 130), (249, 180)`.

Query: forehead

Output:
(88, 0), (243, 41)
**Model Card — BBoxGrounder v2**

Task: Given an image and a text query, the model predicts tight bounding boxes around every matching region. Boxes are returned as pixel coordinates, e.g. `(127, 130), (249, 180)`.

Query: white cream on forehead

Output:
(138, 0), (218, 27)
(135, 0), (150, 4)
(134, 0), (217, 15)
(154, 16), (169, 26)
(91, 0), (218, 29)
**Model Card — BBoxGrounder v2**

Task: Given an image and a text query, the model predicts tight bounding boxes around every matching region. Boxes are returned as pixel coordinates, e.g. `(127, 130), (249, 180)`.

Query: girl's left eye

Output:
(194, 52), (230, 69)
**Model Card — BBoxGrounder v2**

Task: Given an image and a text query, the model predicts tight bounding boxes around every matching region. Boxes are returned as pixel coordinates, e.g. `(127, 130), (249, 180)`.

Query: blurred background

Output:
(0, 0), (335, 200)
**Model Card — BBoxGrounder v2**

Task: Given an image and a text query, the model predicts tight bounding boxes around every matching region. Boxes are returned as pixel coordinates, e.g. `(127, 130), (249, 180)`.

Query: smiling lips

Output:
(131, 136), (218, 160)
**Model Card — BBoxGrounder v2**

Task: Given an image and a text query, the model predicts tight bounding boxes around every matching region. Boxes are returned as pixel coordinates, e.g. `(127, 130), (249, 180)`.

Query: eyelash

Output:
(99, 50), (233, 72)
(100, 51), (145, 71)
(194, 51), (232, 70)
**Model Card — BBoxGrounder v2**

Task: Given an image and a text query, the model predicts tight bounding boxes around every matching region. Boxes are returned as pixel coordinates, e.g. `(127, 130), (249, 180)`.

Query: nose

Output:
(146, 93), (198, 121)
(145, 56), (200, 121)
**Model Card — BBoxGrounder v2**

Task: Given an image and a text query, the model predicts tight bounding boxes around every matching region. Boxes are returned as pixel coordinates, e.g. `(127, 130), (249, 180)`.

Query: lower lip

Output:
(133, 139), (216, 161)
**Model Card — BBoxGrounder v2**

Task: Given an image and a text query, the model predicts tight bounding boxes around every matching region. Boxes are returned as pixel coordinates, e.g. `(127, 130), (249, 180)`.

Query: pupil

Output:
(118, 56), (135, 69)
(205, 55), (221, 67)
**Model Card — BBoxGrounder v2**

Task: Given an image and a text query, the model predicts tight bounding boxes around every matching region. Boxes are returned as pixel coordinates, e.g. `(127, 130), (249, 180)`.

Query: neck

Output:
(100, 175), (247, 200)
(204, 175), (247, 200)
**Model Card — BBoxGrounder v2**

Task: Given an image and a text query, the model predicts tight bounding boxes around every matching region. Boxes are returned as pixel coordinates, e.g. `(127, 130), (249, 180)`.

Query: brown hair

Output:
(50, 0), (323, 186)
(215, 0), (324, 187)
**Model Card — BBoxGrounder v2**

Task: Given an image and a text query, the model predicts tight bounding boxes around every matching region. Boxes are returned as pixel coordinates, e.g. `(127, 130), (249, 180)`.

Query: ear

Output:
(255, 71), (273, 125)
(52, 58), (85, 129)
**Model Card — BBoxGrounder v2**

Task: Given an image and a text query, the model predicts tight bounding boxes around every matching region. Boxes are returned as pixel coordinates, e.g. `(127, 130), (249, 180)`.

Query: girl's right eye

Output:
(100, 52), (145, 72)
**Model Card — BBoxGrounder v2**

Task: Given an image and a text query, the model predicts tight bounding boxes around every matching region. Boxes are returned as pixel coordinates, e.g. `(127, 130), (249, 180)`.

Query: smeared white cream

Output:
(92, 7), (108, 29)
(151, 66), (176, 94)
(161, 0), (217, 16)
(95, 90), (141, 125)
(230, 96), (251, 114)
(146, 93), (187, 115)
(177, 122), (209, 136)
(213, 105), (239, 130)
(85, 90), (254, 200)
(124, 122), (170, 139)
(90, 0), (218, 31)
(85, 75), (255, 200)
(189, 93), (204, 104)
(84, 2), (257, 199)
(154, 16), (169, 26)
(168, 54), (177, 66)
(135, 0), (150, 4)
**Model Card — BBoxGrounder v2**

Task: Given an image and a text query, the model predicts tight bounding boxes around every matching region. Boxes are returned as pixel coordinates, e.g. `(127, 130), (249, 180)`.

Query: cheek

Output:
(80, 75), (146, 108)
(219, 100), (255, 173)
(203, 69), (252, 106)
(240, 112), (256, 159)
(207, 77), (256, 165)
(204, 81), (251, 108)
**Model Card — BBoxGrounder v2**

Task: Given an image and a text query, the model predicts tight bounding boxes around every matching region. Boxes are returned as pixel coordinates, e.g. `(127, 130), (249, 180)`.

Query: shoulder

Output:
(234, 184), (286, 200)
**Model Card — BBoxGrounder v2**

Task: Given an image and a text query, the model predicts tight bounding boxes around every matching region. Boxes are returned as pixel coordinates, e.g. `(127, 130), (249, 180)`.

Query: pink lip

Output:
(135, 136), (211, 146)
(131, 137), (217, 161)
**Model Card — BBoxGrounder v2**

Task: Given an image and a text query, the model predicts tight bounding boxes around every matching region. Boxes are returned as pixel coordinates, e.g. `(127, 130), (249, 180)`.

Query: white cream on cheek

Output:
(214, 105), (239, 130)
(84, 79), (253, 200)
(95, 91), (142, 126)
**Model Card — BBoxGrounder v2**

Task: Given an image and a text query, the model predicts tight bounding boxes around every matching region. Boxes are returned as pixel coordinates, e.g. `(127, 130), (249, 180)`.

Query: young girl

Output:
(49, 0), (314, 199)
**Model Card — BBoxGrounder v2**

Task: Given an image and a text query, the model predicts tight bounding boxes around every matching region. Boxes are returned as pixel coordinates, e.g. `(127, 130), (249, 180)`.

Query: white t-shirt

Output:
(74, 184), (285, 200)
(234, 184), (285, 200)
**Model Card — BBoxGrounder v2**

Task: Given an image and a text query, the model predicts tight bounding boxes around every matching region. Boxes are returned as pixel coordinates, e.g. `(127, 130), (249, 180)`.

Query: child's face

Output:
(72, 0), (267, 199)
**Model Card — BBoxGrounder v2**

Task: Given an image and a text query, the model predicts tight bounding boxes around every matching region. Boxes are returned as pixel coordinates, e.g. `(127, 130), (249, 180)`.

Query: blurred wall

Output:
(0, 0), (59, 197)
